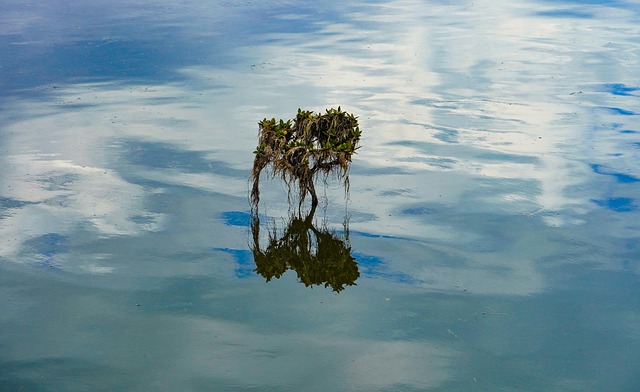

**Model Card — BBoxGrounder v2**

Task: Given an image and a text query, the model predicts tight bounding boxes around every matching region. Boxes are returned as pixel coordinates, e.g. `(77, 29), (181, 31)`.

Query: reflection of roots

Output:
(250, 204), (359, 292)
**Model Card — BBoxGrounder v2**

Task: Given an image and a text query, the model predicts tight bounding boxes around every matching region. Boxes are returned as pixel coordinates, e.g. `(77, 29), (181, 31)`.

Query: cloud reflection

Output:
(0, 80), (252, 267)
(0, 153), (164, 262)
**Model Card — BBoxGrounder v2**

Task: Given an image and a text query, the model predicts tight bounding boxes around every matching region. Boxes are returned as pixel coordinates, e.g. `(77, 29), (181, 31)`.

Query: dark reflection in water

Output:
(250, 204), (358, 292)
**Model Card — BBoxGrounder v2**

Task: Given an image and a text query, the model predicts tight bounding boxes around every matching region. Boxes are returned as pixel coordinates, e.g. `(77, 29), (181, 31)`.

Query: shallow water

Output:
(1, 0), (639, 390)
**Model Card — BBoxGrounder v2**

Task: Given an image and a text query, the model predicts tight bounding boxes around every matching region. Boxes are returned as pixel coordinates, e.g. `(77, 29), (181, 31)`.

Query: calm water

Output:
(1, 0), (640, 390)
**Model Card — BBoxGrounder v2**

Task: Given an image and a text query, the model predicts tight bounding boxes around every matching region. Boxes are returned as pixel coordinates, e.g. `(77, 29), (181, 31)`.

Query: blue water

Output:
(1, 0), (639, 390)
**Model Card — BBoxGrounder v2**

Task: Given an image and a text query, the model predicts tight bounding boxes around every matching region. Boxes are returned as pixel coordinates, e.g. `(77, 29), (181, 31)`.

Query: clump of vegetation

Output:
(251, 107), (361, 209)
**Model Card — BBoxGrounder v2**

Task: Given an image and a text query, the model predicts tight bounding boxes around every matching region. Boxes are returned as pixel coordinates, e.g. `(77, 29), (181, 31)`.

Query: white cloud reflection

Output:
(0, 81), (249, 265)
(0, 152), (164, 259)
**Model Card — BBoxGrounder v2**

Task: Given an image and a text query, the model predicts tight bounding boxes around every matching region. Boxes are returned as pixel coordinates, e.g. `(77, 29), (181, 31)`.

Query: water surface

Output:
(1, 0), (640, 390)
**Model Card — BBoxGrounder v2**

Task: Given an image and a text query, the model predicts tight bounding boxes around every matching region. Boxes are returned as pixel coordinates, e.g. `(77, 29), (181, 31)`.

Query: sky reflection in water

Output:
(1, 0), (640, 390)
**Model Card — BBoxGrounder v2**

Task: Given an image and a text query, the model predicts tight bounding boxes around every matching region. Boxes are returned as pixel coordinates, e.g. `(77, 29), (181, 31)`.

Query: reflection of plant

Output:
(251, 107), (361, 209)
(250, 204), (359, 292)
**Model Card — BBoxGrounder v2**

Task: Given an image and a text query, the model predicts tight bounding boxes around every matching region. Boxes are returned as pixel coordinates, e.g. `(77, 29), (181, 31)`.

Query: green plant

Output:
(251, 107), (361, 209)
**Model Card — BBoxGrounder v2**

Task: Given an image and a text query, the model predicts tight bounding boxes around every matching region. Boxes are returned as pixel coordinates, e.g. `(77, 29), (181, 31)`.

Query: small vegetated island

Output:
(249, 107), (362, 292)
(251, 107), (361, 210)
